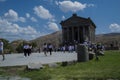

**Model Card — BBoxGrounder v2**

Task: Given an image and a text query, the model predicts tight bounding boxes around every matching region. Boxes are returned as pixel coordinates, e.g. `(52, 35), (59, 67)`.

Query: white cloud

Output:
(19, 17), (26, 22)
(62, 16), (65, 20)
(47, 22), (59, 31)
(87, 4), (95, 7)
(0, 18), (41, 41)
(26, 13), (37, 22)
(56, 1), (94, 12)
(109, 23), (120, 32)
(4, 9), (26, 22)
(26, 13), (30, 18)
(4, 9), (18, 21)
(31, 17), (37, 22)
(55, 1), (59, 5)
(34, 5), (53, 19)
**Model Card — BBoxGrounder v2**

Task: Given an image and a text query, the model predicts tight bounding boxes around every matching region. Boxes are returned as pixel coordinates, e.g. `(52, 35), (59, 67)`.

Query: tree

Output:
(0, 38), (13, 54)
(31, 42), (37, 48)
(16, 43), (23, 53)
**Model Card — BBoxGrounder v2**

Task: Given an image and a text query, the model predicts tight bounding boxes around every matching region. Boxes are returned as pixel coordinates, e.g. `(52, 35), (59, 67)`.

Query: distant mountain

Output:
(96, 33), (120, 44)
(96, 33), (120, 37)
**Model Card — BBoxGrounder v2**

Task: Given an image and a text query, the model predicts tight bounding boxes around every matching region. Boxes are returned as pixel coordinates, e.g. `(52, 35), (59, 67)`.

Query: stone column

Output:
(78, 27), (80, 42)
(67, 28), (69, 42)
(83, 26), (85, 42)
(77, 44), (89, 62)
(93, 28), (95, 42)
(62, 28), (65, 43)
(72, 27), (74, 42)
(88, 26), (90, 41)
(92, 29), (94, 42)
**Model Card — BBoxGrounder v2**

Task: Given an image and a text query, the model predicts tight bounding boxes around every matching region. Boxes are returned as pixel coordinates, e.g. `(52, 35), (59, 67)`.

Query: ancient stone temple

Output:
(60, 14), (96, 44)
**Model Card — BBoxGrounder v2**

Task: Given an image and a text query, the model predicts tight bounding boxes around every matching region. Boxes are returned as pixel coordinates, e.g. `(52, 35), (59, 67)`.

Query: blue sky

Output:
(0, 0), (120, 41)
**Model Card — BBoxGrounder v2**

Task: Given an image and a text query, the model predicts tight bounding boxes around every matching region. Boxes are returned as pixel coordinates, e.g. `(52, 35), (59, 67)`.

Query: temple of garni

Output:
(60, 14), (96, 44)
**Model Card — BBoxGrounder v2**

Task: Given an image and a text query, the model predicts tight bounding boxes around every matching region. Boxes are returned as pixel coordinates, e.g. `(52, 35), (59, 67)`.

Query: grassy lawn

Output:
(0, 50), (120, 80)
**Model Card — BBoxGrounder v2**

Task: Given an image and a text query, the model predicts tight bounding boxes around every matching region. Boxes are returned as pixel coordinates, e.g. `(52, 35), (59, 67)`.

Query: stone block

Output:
(48, 63), (58, 68)
(27, 62), (43, 70)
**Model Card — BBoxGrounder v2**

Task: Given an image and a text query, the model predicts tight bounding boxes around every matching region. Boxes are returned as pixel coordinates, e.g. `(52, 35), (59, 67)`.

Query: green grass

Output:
(0, 50), (120, 80)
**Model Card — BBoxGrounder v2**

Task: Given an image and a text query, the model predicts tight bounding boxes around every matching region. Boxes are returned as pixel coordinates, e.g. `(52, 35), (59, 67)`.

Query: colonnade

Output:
(62, 26), (85, 44)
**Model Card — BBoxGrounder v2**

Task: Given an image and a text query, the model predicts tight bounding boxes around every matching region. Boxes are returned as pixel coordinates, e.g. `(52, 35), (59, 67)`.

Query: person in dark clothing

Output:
(48, 43), (53, 55)
(28, 44), (32, 56)
(23, 43), (29, 57)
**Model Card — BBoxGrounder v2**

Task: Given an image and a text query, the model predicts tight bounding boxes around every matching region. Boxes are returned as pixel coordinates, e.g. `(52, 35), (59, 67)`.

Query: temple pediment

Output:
(60, 14), (96, 28)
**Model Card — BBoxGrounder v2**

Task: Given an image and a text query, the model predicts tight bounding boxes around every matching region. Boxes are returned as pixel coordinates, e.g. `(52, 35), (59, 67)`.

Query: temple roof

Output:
(60, 14), (96, 28)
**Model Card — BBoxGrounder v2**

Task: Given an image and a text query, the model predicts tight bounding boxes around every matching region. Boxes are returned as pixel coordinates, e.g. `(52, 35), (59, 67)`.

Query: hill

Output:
(96, 33), (120, 47)
(31, 31), (120, 48)
(30, 31), (62, 48)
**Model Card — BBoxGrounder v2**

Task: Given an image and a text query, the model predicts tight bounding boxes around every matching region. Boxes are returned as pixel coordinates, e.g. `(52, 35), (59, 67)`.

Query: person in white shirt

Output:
(23, 43), (29, 57)
(62, 46), (66, 53)
(43, 43), (47, 56)
(0, 40), (5, 60)
(83, 40), (88, 46)
(68, 45), (72, 53)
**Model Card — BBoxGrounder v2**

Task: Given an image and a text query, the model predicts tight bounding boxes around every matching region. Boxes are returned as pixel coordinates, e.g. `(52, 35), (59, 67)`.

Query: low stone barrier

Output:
(27, 62), (43, 70)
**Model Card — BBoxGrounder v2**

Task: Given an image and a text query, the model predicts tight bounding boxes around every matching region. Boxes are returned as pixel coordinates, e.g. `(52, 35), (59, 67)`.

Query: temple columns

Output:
(83, 26), (85, 42)
(67, 28), (69, 42)
(62, 25), (95, 44)
(72, 27), (74, 42)
(62, 28), (64, 43)
(78, 27), (80, 42)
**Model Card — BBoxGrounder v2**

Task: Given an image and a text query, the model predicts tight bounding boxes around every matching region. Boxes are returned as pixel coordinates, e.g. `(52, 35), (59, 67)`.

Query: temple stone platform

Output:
(0, 52), (77, 67)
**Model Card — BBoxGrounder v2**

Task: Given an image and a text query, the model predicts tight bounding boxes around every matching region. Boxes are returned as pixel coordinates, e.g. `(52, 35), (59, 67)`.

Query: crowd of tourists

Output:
(23, 42), (78, 57)
(0, 38), (105, 61)
(23, 43), (32, 57)
(42, 43), (76, 56)
(43, 43), (53, 56)
(22, 41), (105, 58)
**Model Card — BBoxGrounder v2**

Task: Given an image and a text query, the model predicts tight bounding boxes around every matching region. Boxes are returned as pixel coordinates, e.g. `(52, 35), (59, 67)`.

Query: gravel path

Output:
(0, 52), (77, 67)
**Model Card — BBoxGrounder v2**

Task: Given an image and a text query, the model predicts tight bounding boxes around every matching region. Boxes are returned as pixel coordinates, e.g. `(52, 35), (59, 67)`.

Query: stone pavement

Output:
(0, 52), (77, 67)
